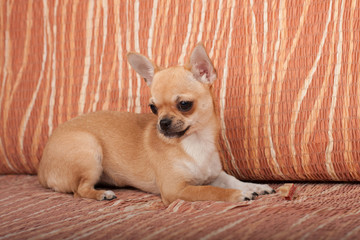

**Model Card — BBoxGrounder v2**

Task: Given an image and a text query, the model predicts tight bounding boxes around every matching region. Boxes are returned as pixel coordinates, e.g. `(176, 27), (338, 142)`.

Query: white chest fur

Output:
(178, 130), (222, 185)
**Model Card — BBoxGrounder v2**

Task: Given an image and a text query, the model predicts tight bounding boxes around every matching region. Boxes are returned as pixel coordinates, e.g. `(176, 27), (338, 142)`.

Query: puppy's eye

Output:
(149, 104), (158, 115)
(177, 101), (193, 112)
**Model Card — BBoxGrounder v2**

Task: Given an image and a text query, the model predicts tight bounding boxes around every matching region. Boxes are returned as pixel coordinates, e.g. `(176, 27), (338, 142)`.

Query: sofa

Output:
(1, 0), (360, 239)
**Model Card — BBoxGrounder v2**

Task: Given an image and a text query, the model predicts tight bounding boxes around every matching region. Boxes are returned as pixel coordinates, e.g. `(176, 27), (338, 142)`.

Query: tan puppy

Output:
(38, 44), (274, 205)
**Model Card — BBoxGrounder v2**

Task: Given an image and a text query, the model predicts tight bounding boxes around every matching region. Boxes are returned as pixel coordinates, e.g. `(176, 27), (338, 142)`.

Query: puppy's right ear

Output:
(127, 53), (155, 86)
(189, 43), (217, 84)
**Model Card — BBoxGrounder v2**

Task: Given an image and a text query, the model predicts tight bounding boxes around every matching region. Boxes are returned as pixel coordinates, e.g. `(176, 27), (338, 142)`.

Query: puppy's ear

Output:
(188, 43), (217, 84)
(127, 53), (156, 86)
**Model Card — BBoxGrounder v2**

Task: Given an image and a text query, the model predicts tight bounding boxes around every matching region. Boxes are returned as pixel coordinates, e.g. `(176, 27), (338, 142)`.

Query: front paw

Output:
(230, 190), (257, 202)
(250, 184), (275, 196)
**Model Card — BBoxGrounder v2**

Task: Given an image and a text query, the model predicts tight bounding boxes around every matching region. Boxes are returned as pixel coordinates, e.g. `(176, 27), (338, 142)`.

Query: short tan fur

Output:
(38, 44), (274, 205)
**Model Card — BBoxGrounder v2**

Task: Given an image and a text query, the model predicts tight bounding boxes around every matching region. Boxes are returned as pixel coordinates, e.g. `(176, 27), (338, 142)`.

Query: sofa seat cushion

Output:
(1, 175), (360, 239)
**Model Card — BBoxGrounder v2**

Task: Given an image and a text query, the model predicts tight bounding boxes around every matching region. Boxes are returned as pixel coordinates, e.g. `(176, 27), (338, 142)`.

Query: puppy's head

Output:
(127, 44), (217, 141)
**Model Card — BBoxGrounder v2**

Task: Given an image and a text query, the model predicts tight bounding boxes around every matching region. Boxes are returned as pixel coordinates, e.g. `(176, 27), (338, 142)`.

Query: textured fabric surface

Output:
(1, 1), (360, 181)
(1, 175), (360, 240)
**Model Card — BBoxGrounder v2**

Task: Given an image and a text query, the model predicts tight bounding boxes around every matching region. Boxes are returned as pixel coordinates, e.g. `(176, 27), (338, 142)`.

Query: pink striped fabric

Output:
(0, 0), (360, 181)
(1, 175), (360, 239)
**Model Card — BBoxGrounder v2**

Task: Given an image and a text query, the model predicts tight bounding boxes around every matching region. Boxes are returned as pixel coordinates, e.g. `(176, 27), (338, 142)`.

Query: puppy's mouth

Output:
(161, 126), (190, 138)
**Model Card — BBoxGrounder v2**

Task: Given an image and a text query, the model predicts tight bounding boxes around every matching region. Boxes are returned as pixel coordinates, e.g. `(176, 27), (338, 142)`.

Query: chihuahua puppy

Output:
(38, 44), (274, 205)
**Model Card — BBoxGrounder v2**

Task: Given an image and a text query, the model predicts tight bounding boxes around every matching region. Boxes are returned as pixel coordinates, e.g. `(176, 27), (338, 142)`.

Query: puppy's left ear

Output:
(127, 52), (156, 86)
(188, 43), (217, 84)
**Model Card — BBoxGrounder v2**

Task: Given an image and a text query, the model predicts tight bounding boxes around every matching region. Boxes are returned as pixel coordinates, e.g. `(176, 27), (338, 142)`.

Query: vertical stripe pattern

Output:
(0, 0), (360, 181)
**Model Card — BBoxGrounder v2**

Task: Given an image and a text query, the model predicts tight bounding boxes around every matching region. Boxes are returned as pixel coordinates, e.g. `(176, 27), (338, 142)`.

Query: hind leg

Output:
(75, 177), (116, 201)
(39, 131), (117, 201)
(69, 135), (117, 200)
(74, 155), (116, 201)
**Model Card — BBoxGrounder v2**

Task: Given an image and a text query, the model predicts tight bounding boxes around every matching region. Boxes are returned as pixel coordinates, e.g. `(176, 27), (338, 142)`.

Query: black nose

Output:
(160, 118), (172, 131)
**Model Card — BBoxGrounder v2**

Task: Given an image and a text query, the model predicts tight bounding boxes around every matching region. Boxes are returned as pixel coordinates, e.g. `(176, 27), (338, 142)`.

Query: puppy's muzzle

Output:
(158, 117), (190, 138)
(159, 118), (172, 131)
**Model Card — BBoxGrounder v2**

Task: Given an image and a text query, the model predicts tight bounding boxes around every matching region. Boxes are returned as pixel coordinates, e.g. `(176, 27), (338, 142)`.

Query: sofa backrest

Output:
(1, 1), (359, 181)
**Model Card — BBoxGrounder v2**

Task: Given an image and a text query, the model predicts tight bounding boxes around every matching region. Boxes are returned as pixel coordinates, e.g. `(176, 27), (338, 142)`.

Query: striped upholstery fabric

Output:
(0, 1), (359, 181)
(2, 175), (360, 239)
